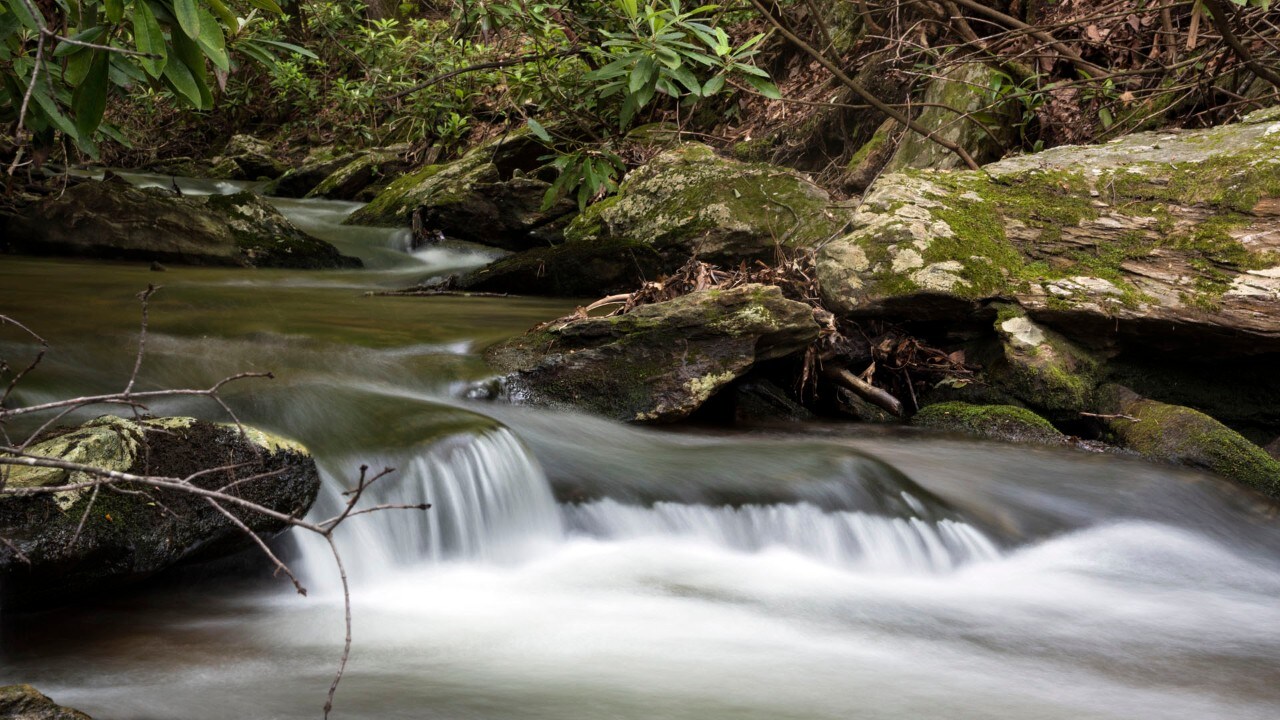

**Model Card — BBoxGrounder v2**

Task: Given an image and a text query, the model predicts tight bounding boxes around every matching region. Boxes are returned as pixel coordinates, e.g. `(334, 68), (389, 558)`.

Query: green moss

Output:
(1106, 394), (1280, 498)
(913, 401), (1063, 444)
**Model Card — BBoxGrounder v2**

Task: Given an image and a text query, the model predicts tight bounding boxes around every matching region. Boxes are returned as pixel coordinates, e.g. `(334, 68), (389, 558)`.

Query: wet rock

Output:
(0, 685), (91, 720)
(484, 284), (819, 422)
(912, 401), (1065, 445)
(816, 107), (1280, 355)
(1266, 436), (1280, 461)
(0, 416), (322, 609)
(3, 179), (360, 269)
(459, 143), (853, 296)
(1096, 385), (1280, 498)
(347, 133), (576, 250)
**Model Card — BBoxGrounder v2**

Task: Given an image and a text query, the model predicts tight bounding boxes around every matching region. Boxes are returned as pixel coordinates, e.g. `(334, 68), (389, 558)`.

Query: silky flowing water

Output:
(1, 179), (1278, 720)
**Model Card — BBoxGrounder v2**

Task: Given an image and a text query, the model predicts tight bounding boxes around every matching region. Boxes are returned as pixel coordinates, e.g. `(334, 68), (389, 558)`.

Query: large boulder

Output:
(459, 143), (853, 296)
(816, 107), (1280, 356)
(0, 685), (91, 720)
(3, 179), (361, 269)
(0, 416), (322, 609)
(1096, 385), (1280, 498)
(346, 133), (576, 250)
(484, 284), (819, 422)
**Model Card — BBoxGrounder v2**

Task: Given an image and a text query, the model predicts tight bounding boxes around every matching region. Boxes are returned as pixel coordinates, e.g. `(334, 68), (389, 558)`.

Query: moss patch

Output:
(913, 401), (1064, 444)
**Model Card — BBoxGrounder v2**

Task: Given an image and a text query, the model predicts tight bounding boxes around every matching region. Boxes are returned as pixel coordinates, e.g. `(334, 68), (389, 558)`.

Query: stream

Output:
(1, 176), (1278, 720)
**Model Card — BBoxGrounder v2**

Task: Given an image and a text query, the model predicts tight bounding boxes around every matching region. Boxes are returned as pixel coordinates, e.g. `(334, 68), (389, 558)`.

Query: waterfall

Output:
(563, 499), (1000, 573)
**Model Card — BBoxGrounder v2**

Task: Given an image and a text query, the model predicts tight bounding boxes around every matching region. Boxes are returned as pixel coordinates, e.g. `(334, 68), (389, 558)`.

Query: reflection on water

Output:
(1, 185), (1278, 720)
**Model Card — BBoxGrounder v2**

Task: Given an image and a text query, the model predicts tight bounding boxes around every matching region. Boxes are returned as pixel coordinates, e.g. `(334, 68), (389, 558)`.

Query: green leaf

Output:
(133, 0), (167, 78)
(207, 0), (239, 32)
(53, 26), (106, 58)
(744, 75), (781, 100)
(104, 0), (123, 24)
(255, 38), (319, 59)
(245, 0), (284, 13)
(162, 53), (204, 107)
(629, 56), (655, 94)
(526, 117), (552, 143)
(174, 0), (201, 41)
(701, 74), (725, 96)
(6, 0), (44, 31)
(64, 47), (95, 86)
(666, 65), (702, 95)
(72, 50), (110, 139)
(194, 7), (229, 71)
(29, 82), (79, 141)
(234, 40), (278, 69)
(169, 28), (212, 108)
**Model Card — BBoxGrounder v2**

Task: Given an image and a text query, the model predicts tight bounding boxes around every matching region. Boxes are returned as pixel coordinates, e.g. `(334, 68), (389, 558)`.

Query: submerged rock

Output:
(484, 284), (819, 422)
(913, 402), (1065, 445)
(3, 179), (361, 269)
(347, 133), (575, 250)
(460, 143), (853, 296)
(817, 107), (1280, 355)
(0, 416), (321, 609)
(0, 685), (91, 720)
(1096, 385), (1280, 498)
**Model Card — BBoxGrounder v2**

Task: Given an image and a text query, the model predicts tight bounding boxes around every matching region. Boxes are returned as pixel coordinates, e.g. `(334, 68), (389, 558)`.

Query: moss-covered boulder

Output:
(3, 179), (360, 269)
(484, 284), (819, 422)
(986, 304), (1102, 416)
(306, 147), (410, 201)
(885, 62), (1017, 173)
(817, 107), (1280, 355)
(262, 148), (365, 198)
(212, 134), (288, 180)
(345, 133), (576, 250)
(566, 143), (849, 263)
(1096, 385), (1280, 498)
(458, 143), (853, 296)
(913, 402), (1065, 444)
(0, 416), (322, 609)
(0, 685), (91, 720)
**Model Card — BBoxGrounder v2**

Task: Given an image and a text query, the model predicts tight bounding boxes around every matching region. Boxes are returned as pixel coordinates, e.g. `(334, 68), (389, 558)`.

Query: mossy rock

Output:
(885, 62), (1017, 173)
(1096, 385), (1280, 498)
(0, 416), (321, 609)
(213, 134), (288, 180)
(565, 143), (852, 264)
(345, 132), (574, 251)
(3, 179), (360, 269)
(816, 108), (1280, 354)
(913, 402), (1064, 445)
(0, 685), (91, 720)
(306, 148), (409, 201)
(263, 149), (365, 198)
(987, 304), (1101, 417)
(484, 284), (819, 422)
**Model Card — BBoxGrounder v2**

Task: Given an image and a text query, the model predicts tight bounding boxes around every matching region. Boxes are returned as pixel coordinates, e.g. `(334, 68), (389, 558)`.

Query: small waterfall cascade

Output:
(564, 498), (1000, 573)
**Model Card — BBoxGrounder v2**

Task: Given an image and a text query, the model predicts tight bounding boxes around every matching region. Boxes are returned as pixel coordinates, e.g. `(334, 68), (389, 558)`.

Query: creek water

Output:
(1, 178), (1278, 720)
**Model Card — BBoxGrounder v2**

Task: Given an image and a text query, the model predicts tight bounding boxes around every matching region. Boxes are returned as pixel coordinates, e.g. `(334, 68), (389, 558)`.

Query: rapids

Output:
(1, 182), (1277, 720)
